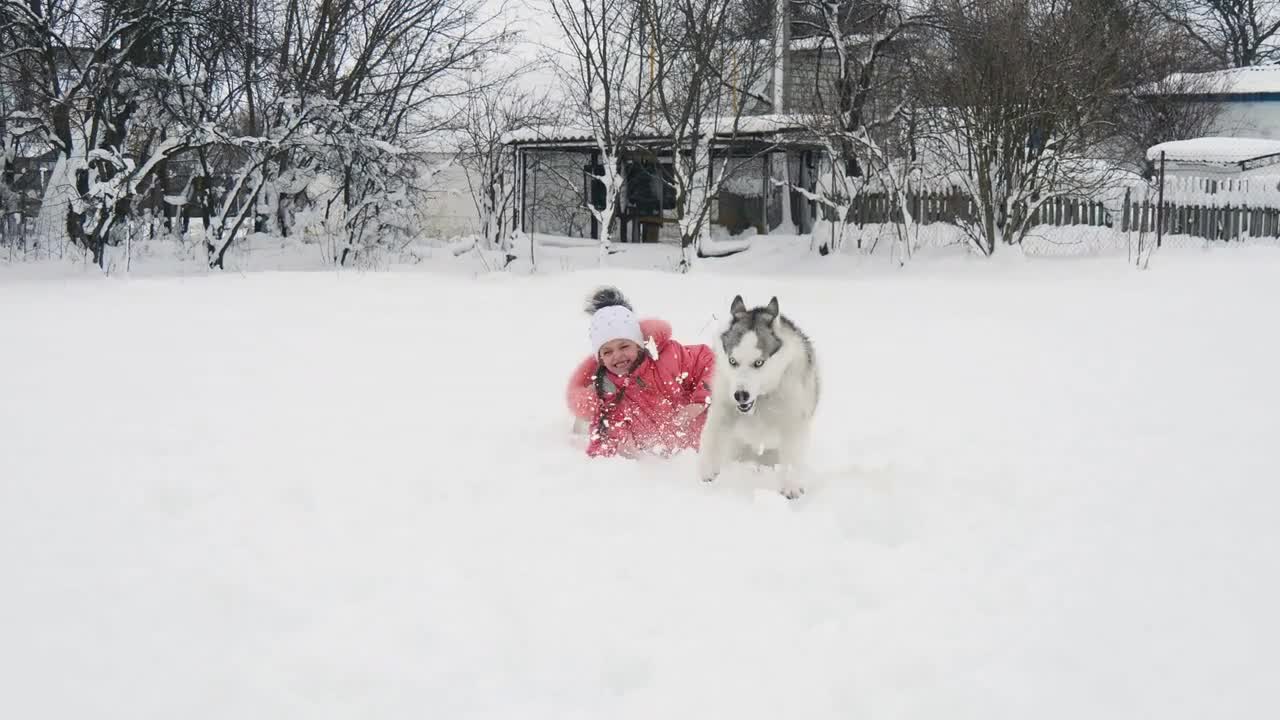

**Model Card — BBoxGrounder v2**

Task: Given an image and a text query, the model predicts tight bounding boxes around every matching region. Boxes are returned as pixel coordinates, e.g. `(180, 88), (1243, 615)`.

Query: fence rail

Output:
(845, 190), (1116, 228)
(1120, 189), (1280, 241)
(839, 185), (1280, 242)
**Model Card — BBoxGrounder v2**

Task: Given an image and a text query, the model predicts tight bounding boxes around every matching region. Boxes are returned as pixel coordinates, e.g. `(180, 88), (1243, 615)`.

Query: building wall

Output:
(1209, 99), (1280, 140)
(786, 48), (842, 113)
(418, 153), (482, 239)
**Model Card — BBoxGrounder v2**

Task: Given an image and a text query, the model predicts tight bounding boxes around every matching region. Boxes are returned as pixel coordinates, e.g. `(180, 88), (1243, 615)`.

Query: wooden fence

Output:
(840, 186), (1280, 242)
(845, 190), (1114, 228)
(1120, 190), (1280, 241)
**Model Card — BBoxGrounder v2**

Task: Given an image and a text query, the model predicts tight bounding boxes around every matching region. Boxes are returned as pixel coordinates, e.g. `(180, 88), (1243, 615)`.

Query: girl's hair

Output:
(585, 286), (635, 444)
(592, 365), (622, 441)
(584, 286), (633, 315)
(586, 286), (631, 441)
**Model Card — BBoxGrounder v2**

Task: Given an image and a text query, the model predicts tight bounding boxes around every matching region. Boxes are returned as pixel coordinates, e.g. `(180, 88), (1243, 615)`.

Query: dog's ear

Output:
(730, 295), (747, 318)
(764, 296), (779, 321)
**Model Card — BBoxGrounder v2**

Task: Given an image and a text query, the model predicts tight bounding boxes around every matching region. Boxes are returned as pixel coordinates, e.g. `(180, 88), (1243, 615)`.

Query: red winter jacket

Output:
(567, 318), (715, 457)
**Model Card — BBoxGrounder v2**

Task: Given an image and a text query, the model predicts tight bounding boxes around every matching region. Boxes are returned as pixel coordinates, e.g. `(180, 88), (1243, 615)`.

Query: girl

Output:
(566, 287), (715, 458)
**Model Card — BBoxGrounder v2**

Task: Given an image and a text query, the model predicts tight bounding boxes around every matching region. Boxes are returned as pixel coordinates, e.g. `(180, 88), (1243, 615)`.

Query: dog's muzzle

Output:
(734, 390), (754, 414)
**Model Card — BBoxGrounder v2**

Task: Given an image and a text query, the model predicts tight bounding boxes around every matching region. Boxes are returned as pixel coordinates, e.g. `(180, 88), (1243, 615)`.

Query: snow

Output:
(503, 115), (810, 146)
(501, 123), (597, 145)
(1160, 65), (1280, 96)
(361, 138), (406, 155)
(699, 227), (753, 257)
(527, 232), (601, 249)
(2, 246), (1280, 719)
(786, 33), (874, 52)
(1158, 174), (1280, 205)
(1148, 136), (1280, 164)
(709, 113), (807, 136)
(445, 234), (479, 256)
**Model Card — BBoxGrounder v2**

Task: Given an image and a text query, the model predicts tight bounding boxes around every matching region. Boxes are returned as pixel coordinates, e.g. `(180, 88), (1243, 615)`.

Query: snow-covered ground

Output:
(2, 244), (1279, 719)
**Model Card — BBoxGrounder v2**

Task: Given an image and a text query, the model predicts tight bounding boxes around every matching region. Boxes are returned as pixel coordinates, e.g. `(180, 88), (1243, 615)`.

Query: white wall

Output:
(1209, 100), (1280, 140)
(418, 153), (482, 239)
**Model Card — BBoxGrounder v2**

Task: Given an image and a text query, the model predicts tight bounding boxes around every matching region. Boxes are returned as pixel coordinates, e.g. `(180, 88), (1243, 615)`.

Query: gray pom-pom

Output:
(584, 286), (633, 314)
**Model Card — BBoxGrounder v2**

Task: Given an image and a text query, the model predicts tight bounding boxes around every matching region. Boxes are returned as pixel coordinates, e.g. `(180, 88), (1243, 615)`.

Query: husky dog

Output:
(698, 295), (820, 499)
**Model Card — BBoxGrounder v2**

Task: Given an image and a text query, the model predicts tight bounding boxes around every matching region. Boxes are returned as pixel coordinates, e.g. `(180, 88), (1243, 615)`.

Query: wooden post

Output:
(761, 154), (770, 233)
(1156, 151), (1166, 248)
(527, 154), (537, 235)
(512, 148), (522, 234)
(517, 148), (530, 234)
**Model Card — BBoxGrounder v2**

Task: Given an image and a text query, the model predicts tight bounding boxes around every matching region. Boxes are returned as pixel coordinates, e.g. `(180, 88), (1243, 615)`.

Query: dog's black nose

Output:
(733, 390), (750, 404)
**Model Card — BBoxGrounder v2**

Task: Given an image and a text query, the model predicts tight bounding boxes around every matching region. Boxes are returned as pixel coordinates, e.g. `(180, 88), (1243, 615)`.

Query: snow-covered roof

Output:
(502, 113), (813, 146)
(501, 123), (594, 145)
(1147, 137), (1280, 165)
(1154, 65), (1280, 96)
(787, 34), (878, 52)
(722, 33), (880, 54)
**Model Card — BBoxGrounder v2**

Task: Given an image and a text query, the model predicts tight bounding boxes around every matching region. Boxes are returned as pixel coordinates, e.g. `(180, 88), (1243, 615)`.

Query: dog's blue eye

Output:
(728, 357), (738, 367)
(753, 359), (765, 368)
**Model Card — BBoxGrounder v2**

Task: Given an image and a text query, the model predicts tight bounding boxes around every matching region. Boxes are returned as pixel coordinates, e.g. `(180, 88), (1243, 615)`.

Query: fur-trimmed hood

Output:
(638, 318), (673, 353)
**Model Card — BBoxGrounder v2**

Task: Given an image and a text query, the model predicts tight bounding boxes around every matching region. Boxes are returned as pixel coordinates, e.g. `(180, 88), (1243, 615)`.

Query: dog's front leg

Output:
(697, 410), (727, 483)
(775, 429), (810, 500)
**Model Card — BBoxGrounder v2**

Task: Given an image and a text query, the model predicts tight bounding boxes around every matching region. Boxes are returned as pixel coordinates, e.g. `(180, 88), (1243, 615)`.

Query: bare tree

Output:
(527, 151), (594, 238)
(201, 0), (512, 267)
(1, 0), (518, 270)
(1100, 3), (1227, 173)
(1143, 0), (1280, 67)
(790, 0), (932, 255)
(0, 66), (31, 222)
(915, 0), (1143, 256)
(1111, 42), (1228, 174)
(640, 0), (772, 269)
(1, 0), (199, 267)
(456, 74), (559, 255)
(546, 0), (651, 256)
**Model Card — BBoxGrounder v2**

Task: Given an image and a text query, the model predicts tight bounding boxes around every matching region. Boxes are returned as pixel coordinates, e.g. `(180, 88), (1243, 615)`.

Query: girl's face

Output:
(599, 338), (642, 375)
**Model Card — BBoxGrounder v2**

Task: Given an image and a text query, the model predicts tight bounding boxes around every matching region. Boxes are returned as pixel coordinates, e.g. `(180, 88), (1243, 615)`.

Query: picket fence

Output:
(842, 176), (1280, 242)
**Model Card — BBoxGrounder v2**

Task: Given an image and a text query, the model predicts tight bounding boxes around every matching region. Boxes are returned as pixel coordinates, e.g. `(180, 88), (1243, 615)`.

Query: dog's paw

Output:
(698, 458), (719, 484)
(779, 485), (805, 500)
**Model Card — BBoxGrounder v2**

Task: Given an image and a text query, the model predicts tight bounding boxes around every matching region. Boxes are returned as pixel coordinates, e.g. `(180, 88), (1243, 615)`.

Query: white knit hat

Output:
(589, 305), (644, 354)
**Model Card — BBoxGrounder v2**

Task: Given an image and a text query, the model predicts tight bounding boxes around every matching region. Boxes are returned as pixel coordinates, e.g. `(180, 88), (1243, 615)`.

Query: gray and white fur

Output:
(698, 295), (820, 499)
